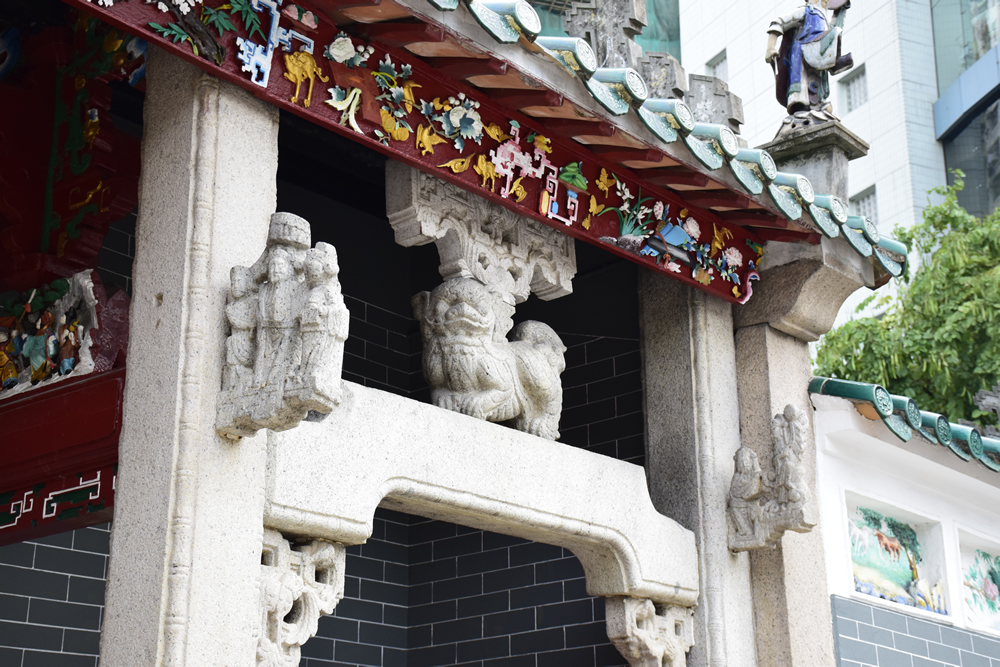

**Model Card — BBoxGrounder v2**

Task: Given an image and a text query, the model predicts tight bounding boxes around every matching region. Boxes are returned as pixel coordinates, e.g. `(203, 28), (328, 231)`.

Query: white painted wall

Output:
(677, 0), (947, 326)
(812, 394), (1000, 633)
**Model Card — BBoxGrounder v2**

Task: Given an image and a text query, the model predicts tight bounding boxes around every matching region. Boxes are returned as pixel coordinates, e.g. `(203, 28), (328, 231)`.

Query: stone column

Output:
(639, 271), (757, 667)
(732, 122), (870, 667)
(99, 48), (278, 665)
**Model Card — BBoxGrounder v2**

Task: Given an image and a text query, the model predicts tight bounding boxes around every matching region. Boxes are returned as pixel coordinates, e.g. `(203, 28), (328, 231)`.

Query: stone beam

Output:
(264, 381), (699, 607)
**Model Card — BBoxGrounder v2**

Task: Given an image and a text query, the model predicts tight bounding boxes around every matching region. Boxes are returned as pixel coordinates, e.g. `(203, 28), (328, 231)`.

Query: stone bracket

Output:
(606, 597), (695, 667)
(216, 213), (350, 439)
(258, 528), (346, 666)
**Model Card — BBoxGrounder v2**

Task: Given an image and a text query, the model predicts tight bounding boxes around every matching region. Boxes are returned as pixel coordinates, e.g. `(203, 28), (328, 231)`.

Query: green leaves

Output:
(815, 172), (1000, 428)
(149, 22), (192, 46)
(201, 6), (236, 37)
(229, 0), (264, 42)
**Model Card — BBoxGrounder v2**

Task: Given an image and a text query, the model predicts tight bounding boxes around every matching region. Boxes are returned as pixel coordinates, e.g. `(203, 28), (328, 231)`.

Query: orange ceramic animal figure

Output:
(875, 530), (903, 561)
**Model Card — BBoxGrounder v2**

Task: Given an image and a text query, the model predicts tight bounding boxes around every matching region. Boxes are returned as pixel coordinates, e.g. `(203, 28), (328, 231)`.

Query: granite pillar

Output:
(99, 48), (278, 665)
(733, 122), (869, 666)
(640, 271), (757, 667)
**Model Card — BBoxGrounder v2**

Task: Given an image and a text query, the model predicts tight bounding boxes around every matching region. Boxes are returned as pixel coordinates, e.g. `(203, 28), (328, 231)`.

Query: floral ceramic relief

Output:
(964, 548), (1000, 631)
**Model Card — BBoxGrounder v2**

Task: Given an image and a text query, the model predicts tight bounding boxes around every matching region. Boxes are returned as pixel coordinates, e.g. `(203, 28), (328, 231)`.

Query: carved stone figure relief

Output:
(217, 213), (350, 440)
(605, 597), (695, 667)
(728, 404), (816, 551)
(387, 163), (574, 440)
(257, 528), (346, 667)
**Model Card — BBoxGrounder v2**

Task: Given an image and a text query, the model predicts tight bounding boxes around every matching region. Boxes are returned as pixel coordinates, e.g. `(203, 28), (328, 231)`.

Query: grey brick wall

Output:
(0, 525), (109, 667)
(832, 595), (1000, 667)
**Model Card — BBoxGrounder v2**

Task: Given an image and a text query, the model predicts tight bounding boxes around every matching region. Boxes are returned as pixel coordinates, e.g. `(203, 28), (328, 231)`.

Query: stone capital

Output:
(732, 238), (870, 341)
(759, 121), (869, 163)
(384, 162), (576, 307)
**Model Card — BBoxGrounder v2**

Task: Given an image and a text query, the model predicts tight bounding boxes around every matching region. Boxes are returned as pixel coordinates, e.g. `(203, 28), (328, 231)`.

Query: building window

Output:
(707, 50), (727, 81)
(850, 187), (878, 226)
(841, 66), (867, 113)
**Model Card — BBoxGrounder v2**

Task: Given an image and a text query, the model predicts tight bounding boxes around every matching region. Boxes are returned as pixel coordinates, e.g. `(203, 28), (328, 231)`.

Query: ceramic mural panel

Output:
(963, 544), (1000, 632)
(848, 503), (947, 615)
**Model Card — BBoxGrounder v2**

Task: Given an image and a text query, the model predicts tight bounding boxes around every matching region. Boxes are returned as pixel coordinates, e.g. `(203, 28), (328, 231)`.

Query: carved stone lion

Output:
(412, 278), (566, 440)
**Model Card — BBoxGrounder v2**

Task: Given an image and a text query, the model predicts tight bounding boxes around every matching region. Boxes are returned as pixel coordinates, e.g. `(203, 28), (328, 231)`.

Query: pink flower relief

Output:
(985, 579), (999, 601)
(722, 247), (744, 269)
(665, 261), (682, 273)
(683, 218), (701, 241)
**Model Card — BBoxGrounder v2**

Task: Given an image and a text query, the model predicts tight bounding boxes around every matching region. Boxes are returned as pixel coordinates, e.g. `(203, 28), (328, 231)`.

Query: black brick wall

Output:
(0, 525), (109, 667)
(95, 211), (136, 296)
(558, 335), (644, 467)
(303, 510), (625, 667)
(832, 595), (1000, 667)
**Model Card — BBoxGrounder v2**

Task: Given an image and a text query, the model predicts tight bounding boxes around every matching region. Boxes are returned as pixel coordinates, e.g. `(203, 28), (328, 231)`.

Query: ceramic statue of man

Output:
(765, 0), (853, 136)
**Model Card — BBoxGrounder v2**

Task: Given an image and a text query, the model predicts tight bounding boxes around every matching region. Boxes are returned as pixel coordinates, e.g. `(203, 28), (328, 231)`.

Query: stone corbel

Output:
(727, 404), (817, 551)
(606, 597), (695, 667)
(384, 161), (576, 310)
(258, 528), (346, 666)
(216, 213), (350, 439)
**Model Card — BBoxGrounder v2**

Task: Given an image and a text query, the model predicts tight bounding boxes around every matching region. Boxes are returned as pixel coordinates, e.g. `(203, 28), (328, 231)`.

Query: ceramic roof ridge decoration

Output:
(809, 376), (1000, 473)
(73, 0), (907, 297)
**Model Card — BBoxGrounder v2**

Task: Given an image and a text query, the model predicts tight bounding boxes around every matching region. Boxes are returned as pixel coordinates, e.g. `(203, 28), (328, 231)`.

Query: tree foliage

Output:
(814, 174), (1000, 425)
(858, 507), (884, 532)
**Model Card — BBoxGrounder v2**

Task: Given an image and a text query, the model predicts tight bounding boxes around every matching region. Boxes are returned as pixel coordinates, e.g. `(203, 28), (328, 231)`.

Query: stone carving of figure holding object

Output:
(216, 213), (350, 440)
(765, 0), (854, 137)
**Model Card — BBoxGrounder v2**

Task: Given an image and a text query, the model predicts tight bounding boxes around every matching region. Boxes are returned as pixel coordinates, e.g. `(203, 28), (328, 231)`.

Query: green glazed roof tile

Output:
(811, 377), (996, 471)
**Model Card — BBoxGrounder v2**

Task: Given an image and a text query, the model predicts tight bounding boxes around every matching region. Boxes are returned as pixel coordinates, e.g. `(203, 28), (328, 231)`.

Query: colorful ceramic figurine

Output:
(765, 0), (853, 136)
(57, 309), (81, 375)
(0, 327), (19, 390)
(21, 311), (58, 384)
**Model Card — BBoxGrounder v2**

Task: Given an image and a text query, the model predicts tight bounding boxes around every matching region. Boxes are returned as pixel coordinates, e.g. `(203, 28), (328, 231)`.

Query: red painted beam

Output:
(718, 210), (786, 229)
(754, 228), (821, 244)
(681, 190), (753, 209)
(63, 0), (765, 305)
(426, 57), (508, 79)
(589, 146), (663, 163)
(356, 21), (445, 47)
(488, 89), (564, 110)
(313, 0), (382, 8)
(642, 167), (710, 188)
(541, 119), (616, 138)
(1, 368), (125, 492)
